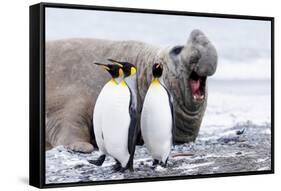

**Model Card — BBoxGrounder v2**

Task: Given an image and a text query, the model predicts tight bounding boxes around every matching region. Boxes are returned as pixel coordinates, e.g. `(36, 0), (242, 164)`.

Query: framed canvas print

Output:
(29, 2), (274, 188)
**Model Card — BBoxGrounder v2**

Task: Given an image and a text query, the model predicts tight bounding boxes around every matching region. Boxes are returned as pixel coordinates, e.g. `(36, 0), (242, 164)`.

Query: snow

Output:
(46, 79), (271, 184)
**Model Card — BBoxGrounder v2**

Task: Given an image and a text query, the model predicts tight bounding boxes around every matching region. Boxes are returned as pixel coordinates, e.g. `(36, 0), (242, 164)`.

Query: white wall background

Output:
(45, 7), (271, 81)
(0, 0), (279, 190)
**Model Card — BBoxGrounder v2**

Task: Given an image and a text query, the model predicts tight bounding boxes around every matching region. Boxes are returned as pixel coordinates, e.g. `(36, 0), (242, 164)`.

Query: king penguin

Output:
(107, 58), (138, 172)
(140, 63), (175, 168)
(89, 59), (138, 172)
(89, 62), (124, 168)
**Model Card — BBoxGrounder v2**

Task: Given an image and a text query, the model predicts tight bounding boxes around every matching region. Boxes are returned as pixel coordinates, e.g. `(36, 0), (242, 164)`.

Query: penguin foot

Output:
(160, 158), (169, 168)
(119, 167), (128, 173)
(112, 159), (132, 173)
(112, 163), (132, 173)
(112, 161), (122, 172)
(151, 159), (168, 168)
(126, 159), (134, 172)
(152, 159), (159, 166)
(88, 154), (106, 166)
(127, 165), (134, 172)
(150, 159), (159, 169)
(160, 161), (167, 168)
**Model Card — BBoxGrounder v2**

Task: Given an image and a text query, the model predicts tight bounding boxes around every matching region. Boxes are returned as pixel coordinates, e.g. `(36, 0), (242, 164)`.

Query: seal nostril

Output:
(189, 49), (201, 65)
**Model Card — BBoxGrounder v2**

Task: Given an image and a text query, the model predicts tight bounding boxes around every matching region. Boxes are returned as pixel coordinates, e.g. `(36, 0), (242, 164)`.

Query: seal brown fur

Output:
(46, 29), (217, 152)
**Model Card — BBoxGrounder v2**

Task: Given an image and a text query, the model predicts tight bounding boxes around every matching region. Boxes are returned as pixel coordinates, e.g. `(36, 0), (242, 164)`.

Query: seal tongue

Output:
(189, 71), (205, 101)
(190, 79), (201, 95)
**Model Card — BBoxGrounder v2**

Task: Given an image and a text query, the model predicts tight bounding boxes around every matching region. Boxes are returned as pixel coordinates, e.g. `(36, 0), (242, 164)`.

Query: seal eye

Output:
(170, 45), (184, 56)
(169, 45), (184, 67)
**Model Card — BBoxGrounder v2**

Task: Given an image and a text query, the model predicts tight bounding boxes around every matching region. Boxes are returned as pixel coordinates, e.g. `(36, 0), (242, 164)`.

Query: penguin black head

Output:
(108, 59), (136, 77)
(152, 63), (163, 78)
(94, 62), (123, 79)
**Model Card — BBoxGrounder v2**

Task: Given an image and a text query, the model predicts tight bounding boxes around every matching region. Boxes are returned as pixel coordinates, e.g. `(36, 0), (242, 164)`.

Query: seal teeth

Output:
(193, 95), (205, 101)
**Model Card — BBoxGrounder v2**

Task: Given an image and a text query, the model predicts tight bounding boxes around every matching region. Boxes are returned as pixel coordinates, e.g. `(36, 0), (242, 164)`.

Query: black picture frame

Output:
(29, 2), (275, 189)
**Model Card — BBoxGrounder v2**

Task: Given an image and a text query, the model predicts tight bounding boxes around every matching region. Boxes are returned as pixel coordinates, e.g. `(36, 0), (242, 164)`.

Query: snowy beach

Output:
(46, 79), (271, 184)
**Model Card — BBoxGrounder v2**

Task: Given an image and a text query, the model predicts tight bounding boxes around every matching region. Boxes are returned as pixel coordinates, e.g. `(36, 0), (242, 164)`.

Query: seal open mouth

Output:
(189, 71), (206, 102)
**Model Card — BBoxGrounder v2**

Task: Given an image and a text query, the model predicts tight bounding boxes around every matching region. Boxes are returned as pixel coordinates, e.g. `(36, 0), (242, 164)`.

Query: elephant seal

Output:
(46, 29), (217, 152)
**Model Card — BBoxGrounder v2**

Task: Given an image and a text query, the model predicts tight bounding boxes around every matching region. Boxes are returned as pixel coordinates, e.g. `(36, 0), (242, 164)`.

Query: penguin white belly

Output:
(141, 84), (172, 162)
(102, 83), (131, 167)
(93, 81), (116, 155)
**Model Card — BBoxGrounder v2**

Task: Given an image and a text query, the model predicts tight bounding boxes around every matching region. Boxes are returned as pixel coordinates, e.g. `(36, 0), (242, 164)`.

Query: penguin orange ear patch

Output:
(118, 68), (124, 77)
(130, 67), (136, 76)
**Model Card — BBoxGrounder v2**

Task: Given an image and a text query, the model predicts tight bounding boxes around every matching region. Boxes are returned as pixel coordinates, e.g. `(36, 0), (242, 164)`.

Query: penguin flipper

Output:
(170, 96), (176, 145)
(128, 83), (138, 157)
(160, 82), (176, 145)
(127, 107), (137, 155)
(126, 79), (138, 170)
(126, 107), (137, 172)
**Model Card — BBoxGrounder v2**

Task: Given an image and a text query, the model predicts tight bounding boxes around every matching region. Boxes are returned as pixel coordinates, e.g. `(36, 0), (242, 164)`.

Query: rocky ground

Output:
(46, 121), (271, 184)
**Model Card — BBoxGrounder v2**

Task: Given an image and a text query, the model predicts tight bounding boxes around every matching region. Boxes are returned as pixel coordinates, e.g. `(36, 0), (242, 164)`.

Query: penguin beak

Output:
(93, 62), (110, 70)
(108, 59), (123, 68)
(156, 63), (160, 68)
